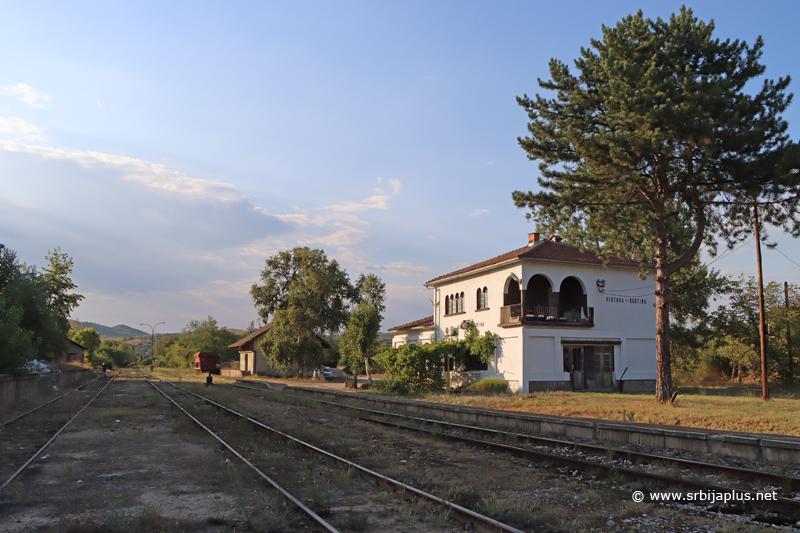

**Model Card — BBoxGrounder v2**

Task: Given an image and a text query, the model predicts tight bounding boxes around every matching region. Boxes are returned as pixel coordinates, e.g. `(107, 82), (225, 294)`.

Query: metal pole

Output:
(140, 322), (164, 367)
(787, 282), (794, 384)
(753, 202), (769, 400)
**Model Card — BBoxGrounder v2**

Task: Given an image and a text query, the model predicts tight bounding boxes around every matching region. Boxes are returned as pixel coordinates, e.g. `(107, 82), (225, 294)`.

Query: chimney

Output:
(528, 232), (540, 246)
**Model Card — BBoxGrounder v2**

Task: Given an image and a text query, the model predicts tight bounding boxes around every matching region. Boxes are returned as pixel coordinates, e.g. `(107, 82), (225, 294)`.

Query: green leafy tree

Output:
(72, 327), (101, 360)
(340, 303), (382, 383)
(2, 275), (65, 360)
(713, 277), (799, 382)
(512, 8), (799, 401)
(153, 317), (241, 368)
(41, 248), (83, 332)
(251, 248), (354, 377)
(340, 274), (386, 384)
(97, 339), (136, 368)
(0, 307), (38, 374)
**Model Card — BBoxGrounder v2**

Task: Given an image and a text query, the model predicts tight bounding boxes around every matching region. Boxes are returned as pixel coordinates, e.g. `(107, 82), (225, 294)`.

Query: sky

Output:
(1, 1), (799, 334)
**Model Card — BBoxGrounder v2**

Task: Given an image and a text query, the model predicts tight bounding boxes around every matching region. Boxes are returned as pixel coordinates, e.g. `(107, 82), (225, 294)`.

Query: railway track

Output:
(0, 372), (119, 492)
(0, 374), (101, 429)
(141, 372), (529, 533)
(228, 379), (800, 521)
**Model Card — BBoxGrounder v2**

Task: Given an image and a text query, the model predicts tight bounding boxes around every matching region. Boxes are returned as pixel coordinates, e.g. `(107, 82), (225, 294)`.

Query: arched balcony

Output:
(500, 274), (593, 327)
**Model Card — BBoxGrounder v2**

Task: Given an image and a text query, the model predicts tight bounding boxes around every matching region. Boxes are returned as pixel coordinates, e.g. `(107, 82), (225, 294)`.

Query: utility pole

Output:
(754, 202), (769, 400)
(787, 282), (794, 384)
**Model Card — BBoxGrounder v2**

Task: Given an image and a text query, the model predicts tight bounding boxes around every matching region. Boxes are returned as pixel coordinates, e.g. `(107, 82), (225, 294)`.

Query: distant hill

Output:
(76, 322), (148, 338)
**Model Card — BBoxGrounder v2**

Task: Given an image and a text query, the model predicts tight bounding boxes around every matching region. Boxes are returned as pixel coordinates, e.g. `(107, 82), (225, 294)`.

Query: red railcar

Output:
(193, 352), (221, 374)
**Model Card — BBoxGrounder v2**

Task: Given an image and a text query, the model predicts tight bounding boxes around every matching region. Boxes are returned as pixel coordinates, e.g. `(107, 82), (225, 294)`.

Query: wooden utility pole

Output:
(754, 202), (769, 400)
(787, 281), (794, 384)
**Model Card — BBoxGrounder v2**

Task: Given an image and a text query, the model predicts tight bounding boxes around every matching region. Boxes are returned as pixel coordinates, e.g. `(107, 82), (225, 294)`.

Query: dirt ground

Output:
(0, 375), (266, 532)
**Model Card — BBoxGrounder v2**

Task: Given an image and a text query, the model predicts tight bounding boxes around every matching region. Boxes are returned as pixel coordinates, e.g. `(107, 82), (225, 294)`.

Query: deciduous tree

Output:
(513, 8), (799, 401)
(251, 248), (354, 376)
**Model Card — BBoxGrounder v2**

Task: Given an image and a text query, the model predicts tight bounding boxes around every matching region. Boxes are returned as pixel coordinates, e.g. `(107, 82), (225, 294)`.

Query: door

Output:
(563, 346), (585, 389)
(594, 346), (614, 388)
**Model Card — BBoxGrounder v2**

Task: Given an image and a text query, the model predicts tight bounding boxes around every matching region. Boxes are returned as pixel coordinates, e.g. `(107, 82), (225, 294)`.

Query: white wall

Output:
(392, 328), (436, 348)
(429, 258), (657, 392)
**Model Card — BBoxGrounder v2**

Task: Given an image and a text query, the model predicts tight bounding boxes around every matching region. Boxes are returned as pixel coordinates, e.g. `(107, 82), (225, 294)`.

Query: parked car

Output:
(322, 367), (333, 381)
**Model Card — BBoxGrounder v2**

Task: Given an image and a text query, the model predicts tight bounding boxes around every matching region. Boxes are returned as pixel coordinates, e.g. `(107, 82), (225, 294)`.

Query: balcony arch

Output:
(559, 276), (588, 318)
(503, 276), (521, 306)
(527, 274), (554, 310)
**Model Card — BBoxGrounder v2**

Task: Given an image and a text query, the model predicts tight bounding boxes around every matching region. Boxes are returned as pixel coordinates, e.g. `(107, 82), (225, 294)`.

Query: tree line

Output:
(0, 245), (82, 374)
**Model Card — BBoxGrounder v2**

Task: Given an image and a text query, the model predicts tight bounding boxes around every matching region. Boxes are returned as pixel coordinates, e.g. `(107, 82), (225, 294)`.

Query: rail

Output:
(231, 378), (800, 517)
(0, 372), (119, 492)
(144, 371), (527, 533)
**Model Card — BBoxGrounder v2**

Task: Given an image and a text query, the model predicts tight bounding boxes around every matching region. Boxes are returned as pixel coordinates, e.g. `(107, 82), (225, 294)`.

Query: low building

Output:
(60, 339), (86, 364)
(228, 324), (274, 376)
(387, 316), (435, 347)
(227, 323), (331, 377)
(390, 233), (657, 393)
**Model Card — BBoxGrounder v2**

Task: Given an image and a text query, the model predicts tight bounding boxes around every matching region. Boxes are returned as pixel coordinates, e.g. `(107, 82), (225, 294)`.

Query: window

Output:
(477, 287), (488, 310)
(446, 292), (466, 315)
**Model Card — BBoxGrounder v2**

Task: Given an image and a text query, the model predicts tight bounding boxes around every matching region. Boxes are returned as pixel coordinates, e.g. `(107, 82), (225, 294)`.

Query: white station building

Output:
(389, 233), (657, 393)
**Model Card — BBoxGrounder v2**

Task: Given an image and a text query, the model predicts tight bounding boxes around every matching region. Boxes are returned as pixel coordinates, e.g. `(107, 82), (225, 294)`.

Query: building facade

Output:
(390, 233), (657, 393)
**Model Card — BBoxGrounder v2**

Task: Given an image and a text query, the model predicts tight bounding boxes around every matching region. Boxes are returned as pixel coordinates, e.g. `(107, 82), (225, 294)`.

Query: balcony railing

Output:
(500, 304), (594, 326)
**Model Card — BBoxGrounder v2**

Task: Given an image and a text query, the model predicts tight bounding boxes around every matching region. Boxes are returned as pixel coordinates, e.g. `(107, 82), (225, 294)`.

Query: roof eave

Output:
(424, 257), (521, 287)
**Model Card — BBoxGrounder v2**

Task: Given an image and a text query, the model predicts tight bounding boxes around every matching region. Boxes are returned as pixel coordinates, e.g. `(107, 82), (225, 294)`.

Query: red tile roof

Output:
(227, 322), (331, 350)
(387, 315), (434, 332)
(228, 323), (273, 348)
(425, 240), (647, 285)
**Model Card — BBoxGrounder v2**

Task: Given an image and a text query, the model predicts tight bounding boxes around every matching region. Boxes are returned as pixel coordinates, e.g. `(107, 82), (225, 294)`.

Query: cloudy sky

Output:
(2, 1), (799, 334)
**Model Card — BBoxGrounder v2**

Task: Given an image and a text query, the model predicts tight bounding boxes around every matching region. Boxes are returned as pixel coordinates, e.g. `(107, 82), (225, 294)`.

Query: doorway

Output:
(563, 346), (585, 389)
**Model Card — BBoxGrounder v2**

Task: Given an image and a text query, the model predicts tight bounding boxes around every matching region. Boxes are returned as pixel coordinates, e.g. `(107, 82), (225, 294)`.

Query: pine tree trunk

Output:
(654, 220), (672, 403)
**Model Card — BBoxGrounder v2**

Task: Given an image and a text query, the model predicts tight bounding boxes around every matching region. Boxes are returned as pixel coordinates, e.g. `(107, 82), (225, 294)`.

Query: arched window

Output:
(459, 292), (465, 313)
(477, 287), (488, 309)
(445, 295), (450, 315)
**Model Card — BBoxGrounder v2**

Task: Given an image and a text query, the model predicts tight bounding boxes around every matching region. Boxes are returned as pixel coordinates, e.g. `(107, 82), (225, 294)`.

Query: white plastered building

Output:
(389, 233), (657, 393)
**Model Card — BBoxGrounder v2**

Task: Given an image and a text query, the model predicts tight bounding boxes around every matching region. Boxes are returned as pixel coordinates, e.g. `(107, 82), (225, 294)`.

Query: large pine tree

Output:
(513, 8), (800, 402)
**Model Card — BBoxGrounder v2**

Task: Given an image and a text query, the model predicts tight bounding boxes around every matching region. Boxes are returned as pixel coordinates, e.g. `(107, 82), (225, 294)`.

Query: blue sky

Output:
(1, 1), (799, 333)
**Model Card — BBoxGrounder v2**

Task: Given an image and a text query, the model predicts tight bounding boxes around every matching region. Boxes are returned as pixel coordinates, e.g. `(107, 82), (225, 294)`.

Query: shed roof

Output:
(425, 240), (648, 285)
(387, 315), (434, 332)
(227, 322), (331, 350)
(228, 323), (273, 348)
(66, 338), (87, 350)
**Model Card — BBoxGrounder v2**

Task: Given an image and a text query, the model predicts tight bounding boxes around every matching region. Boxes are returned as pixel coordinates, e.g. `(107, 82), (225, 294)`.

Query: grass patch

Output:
(469, 378), (509, 394)
(420, 385), (800, 435)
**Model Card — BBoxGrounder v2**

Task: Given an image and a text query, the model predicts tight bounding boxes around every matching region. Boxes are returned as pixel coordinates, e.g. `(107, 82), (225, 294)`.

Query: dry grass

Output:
(419, 386), (800, 436)
(152, 367), (800, 436)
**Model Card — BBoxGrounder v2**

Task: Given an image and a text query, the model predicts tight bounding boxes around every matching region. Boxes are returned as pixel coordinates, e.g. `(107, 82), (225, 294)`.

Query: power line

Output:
(772, 246), (800, 269)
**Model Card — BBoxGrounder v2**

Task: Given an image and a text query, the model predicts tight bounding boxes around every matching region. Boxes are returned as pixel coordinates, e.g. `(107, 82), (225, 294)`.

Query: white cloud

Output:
(334, 246), (429, 276)
(0, 83), (51, 108)
(469, 209), (491, 217)
(0, 140), (244, 202)
(487, 161), (495, 165)
(298, 225), (369, 246)
(320, 178), (402, 213)
(0, 117), (46, 141)
(97, 100), (103, 108)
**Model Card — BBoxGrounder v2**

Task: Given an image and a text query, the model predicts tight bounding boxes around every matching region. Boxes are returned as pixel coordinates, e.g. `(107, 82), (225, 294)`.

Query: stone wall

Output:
(0, 368), (90, 405)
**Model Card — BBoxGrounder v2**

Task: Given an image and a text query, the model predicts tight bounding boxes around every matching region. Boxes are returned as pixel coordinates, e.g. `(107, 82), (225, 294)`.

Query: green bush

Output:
(373, 378), (410, 395)
(469, 377), (508, 393)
